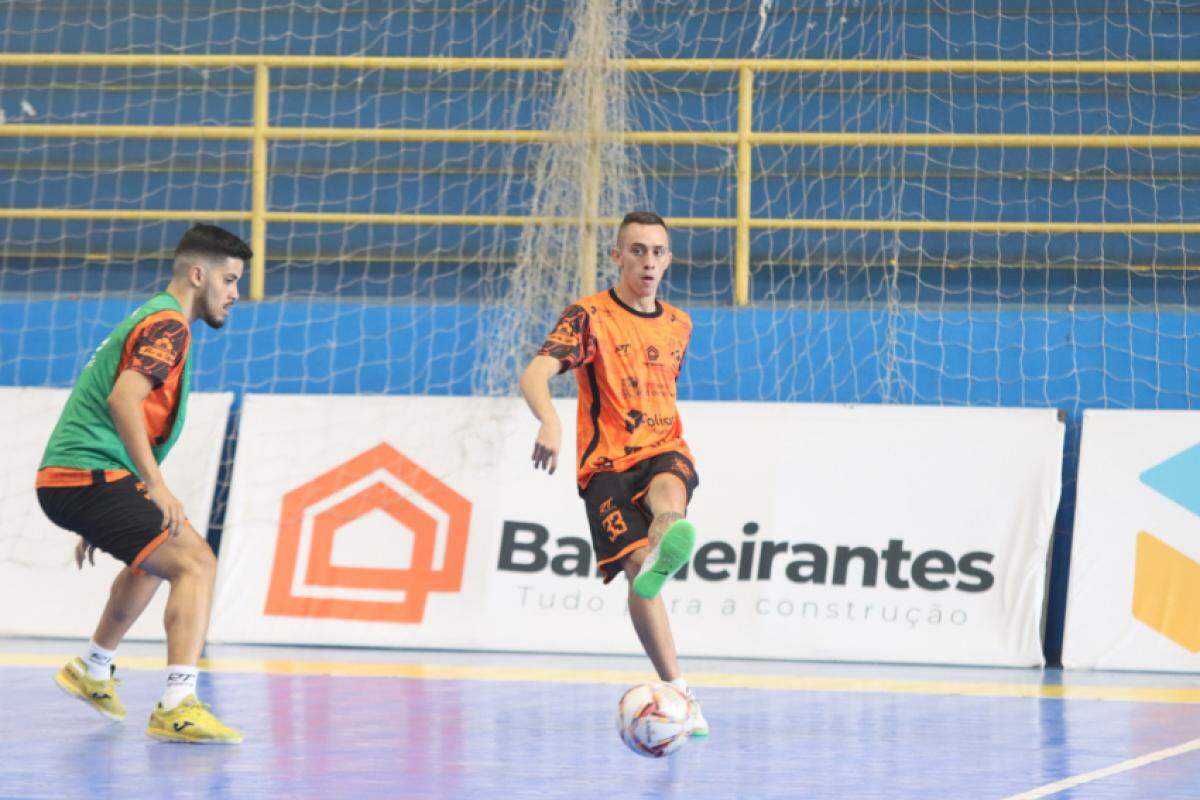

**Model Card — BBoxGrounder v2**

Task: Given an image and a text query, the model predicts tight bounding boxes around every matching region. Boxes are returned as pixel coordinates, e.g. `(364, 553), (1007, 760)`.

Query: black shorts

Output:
(581, 451), (699, 584)
(36, 471), (169, 573)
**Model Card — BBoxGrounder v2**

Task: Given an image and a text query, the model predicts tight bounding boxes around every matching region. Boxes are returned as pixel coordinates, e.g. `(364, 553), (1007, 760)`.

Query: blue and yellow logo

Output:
(1135, 443), (1200, 653)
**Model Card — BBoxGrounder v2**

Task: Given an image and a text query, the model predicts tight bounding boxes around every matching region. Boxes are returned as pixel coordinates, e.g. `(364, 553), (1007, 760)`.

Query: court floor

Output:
(1, 638), (1199, 799)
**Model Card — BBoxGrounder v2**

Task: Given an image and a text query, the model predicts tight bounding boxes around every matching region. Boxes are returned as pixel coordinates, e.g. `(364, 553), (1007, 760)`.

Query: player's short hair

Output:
(173, 223), (253, 268)
(617, 211), (668, 244)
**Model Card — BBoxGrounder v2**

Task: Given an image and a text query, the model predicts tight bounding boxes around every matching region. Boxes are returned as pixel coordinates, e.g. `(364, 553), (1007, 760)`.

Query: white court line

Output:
(1001, 737), (1200, 799)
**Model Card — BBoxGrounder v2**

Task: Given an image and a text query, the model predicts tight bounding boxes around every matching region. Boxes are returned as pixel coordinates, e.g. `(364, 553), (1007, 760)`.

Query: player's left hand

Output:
(74, 537), (96, 569)
(532, 419), (562, 474)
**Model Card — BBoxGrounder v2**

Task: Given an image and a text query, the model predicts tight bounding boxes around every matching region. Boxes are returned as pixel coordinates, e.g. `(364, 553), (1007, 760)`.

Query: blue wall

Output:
(9, 297), (1200, 407)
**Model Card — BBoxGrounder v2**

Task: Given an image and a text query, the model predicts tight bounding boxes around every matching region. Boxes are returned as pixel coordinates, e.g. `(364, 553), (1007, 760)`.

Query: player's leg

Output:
(629, 456), (708, 735)
(584, 470), (681, 678)
(620, 518), (709, 737)
(583, 465), (705, 736)
(54, 566), (163, 720)
(644, 473), (686, 545)
(92, 567), (163, 651)
(137, 523), (241, 744)
(621, 547), (682, 682)
(137, 523), (216, 666)
(40, 472), (237, 742)
(631, 455), (698, 600)
(39, 479), (160, 722)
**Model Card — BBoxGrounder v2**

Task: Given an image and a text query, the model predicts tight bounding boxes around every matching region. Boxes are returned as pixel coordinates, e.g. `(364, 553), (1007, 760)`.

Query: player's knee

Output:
(646, 484), (686, 519)
(648, 489), (686, 520)
(170, 539), (217, 582)
(193, 543), (218, 580)
(653, 510), (684, 528)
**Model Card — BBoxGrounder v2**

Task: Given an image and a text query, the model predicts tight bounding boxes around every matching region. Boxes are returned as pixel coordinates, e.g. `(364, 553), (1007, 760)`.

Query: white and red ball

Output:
(616, 682), (692, 758)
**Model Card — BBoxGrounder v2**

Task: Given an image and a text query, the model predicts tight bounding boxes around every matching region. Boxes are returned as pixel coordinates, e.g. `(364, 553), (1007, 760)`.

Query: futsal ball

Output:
(616, 682), (692, 758)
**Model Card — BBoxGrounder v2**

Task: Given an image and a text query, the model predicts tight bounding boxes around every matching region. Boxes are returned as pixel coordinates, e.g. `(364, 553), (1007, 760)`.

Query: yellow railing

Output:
(1, 54), (1198, 303)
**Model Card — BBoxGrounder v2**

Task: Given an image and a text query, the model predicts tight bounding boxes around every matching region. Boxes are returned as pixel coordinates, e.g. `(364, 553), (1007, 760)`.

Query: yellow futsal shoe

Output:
(146, 696), (243, 745)
(54, 658), (125, 721)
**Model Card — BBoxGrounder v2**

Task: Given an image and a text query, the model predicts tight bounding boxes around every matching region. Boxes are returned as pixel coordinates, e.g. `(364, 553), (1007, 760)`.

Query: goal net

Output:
(1, 2), (1197, 569)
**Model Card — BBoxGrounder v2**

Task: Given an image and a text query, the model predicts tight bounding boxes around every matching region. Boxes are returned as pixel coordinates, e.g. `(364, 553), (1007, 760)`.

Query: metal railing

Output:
(0, 54), (1198, 303)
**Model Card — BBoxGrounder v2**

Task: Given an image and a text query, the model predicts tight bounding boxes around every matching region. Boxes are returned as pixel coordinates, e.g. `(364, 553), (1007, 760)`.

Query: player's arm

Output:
(520, 354), (564, 474)
(523, 303), (594, 475)
(110, 314), (190, 536)
(107, 368), (187, 538)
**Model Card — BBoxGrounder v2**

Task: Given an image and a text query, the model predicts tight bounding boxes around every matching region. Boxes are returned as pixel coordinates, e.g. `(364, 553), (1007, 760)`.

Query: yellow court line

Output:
(1001, 737), (1200, 799)
(4, 652), (1200, 705)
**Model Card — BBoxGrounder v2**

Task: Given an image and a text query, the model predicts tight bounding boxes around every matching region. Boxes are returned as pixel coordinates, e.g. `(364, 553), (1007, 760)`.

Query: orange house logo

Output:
(265, 443), (471, 624)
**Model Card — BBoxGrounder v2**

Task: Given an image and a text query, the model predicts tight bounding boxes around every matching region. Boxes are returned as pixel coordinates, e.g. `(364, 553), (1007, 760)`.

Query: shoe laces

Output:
(84, 667), (119, 687)
(178, 697), (212, 714)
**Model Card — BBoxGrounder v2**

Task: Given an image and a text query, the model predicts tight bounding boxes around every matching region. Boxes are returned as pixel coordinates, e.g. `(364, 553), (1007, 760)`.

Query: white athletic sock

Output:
(161, 665), (199, 710)
(83, 640), (116, 680)
(668, 677), (690, 696)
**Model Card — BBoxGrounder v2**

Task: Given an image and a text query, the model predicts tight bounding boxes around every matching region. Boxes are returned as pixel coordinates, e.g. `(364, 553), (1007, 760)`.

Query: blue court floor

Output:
(1, 638), (1199, 799)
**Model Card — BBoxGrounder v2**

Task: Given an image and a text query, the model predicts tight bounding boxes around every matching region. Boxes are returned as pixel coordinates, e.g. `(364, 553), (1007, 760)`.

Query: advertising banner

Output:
(0, 387), (232, 639)
(1064, 409), (1200, 671)
(211, 396), (1063, 666)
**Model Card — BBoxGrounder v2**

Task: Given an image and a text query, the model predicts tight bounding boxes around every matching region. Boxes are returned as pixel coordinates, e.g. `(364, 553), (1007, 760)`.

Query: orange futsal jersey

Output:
(538, 288), (694, 490)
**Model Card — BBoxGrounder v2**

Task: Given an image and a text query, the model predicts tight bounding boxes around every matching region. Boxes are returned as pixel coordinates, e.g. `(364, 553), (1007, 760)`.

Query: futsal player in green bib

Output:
(36, 224), (251, 744)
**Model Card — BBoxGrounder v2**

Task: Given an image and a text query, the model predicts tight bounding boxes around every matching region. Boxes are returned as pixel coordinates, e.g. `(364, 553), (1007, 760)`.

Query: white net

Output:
(1, 2), (1198, 573)
(476, 0), (645, 398)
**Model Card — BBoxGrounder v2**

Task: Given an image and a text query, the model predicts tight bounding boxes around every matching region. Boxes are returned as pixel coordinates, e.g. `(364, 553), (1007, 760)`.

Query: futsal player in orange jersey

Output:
(520, 211), (708, 736)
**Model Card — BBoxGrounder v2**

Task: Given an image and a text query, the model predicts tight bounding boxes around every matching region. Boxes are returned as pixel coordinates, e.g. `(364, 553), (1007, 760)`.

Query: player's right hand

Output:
(145, 482), (187, 537)
(74, 536), (96, 569)
(532, 419), (562, 474)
